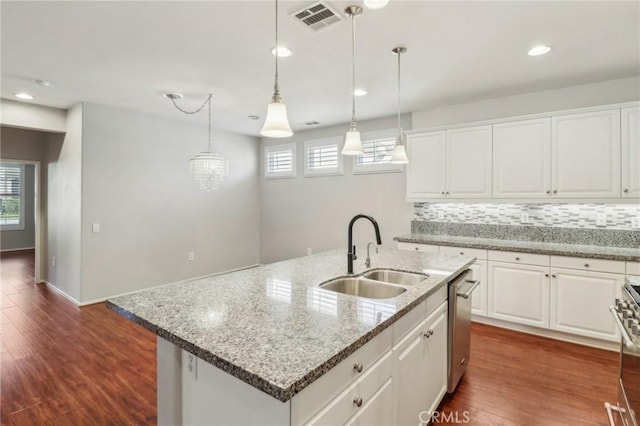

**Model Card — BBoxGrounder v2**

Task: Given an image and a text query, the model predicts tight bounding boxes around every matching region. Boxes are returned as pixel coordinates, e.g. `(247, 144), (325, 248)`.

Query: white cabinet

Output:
(469, 260), (488, 317)
(397, 242), (439, 253)
(493, 118), (552, 198)
(406, 125), (492, 200)
(446, 125), (493, 198)
(552, 109), (621, 198)
(488, 261), (550, 328)
(622, 106), (640, 198)
(393, 301), (448, 426)
(345, 378), (393, 426)
(550, 269), (622, 341)
(406, 131), (447, 199)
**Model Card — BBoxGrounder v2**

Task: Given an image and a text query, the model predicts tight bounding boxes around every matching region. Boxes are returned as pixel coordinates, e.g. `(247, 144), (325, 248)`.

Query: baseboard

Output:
(43, 281), (82, 306)
(1, 246), (35, 253)
(79, 263), (263, 307)
(471, 315), (618, 352)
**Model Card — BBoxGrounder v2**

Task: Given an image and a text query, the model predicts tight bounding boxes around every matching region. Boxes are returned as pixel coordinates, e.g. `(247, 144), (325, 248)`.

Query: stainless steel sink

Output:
(361, 269), (428, 286)
(319, 277), (406, 299)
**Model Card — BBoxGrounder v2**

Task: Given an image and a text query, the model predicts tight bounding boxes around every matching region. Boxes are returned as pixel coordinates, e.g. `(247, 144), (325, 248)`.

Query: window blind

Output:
(307, 144), (338, 170)
(0, 165), (21, 195)
(0, 163), (23, 227)
(266, 149), (293, 173)
(357, 138), (396, 166)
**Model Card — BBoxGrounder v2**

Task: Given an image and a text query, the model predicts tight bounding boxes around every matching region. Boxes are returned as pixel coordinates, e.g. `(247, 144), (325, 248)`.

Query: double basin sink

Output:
(319, 269), (429, 300)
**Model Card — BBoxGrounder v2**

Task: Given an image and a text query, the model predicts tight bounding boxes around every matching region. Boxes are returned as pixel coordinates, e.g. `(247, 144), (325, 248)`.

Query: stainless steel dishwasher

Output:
(448, 269), (479, 393)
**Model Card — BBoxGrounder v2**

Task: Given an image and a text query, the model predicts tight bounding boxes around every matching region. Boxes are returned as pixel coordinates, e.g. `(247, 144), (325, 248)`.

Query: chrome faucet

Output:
(347, 214), (382, 274)
(365, 241), (379, 268)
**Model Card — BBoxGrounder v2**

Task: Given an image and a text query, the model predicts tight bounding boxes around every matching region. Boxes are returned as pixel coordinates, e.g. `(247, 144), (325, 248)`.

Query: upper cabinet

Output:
(407, 126), (491, 200)
(552, 109), (621, 198)
(406, 103), (637, 201)
(622, 106), (640, 198)
(493, 118), (551, 198)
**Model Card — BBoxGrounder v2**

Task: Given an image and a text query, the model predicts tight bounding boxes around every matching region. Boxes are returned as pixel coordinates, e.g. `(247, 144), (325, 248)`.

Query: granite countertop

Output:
(394, 233), (640, 262)
(107, 248), (473, 402)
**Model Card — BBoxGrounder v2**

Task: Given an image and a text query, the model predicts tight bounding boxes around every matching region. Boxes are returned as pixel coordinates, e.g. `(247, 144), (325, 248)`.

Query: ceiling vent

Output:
(291, 2), (343, 32)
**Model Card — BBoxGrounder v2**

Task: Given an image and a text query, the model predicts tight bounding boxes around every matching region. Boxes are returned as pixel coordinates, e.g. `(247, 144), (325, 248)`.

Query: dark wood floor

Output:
(1, 250), (618, 425)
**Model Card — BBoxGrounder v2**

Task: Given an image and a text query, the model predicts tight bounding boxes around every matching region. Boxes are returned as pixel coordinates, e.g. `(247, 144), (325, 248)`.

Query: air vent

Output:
(292, 2), (342, 32)
(305, 121), (320, 126)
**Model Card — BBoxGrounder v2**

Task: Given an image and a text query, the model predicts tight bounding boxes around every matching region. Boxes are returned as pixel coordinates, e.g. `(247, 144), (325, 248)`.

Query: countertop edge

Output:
(393, 236), (640, 262)
(106, 259), (473, 402)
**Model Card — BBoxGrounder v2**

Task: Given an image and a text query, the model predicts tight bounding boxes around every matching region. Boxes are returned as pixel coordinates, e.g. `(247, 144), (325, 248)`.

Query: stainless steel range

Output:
(607, 276), (640, 426)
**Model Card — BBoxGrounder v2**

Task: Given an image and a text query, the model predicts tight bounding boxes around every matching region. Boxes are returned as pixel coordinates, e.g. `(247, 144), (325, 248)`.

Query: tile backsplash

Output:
(414, 203), (640, 231)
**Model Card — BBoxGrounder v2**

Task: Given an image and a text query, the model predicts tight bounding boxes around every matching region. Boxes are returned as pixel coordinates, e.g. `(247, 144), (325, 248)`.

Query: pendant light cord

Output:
(273, 0), (280, 101)
(350, 12), (357, 127)
(397, 50), (402, 143)
(169, 94), (213, 152)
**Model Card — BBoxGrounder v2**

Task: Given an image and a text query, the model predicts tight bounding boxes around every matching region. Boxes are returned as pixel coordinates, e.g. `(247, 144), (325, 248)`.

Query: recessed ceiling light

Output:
(353, 89), (368, 96)
(15, 92), (34, 100)
(528, 45), (551, 56)
(363, 0), (389, 10)
(271, 46), (292, 57)
(33, 79), (51, 87)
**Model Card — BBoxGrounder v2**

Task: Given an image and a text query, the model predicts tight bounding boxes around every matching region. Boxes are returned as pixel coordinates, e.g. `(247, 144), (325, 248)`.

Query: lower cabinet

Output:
(393, 301), (448, 426)
(469, 260), (488, 316)
(345, 378), (394, 426)
(488, 262), (550, 328)
(550, 268), (622, 341)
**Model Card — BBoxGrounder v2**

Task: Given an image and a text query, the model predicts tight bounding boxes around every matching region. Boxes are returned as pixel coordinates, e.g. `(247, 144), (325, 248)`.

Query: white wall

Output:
(46, 103), (83, 302)
(79, 103), (260, 303)
(260, 115), (413, 264)
(412, 76), (640, 128)
(0, 99), (66, 133)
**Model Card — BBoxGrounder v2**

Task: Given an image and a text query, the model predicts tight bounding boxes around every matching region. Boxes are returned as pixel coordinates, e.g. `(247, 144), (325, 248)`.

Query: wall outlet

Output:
(596, 213), (607, 226)
(92, 223), (100, 233)
(307, 247), (313, 256)
(188, 251), (195, 261)
(632, 216), (640, 229)
(52, 256), (56, 267)
(520, 213), (529, 224)
(437, 211), (445, 220)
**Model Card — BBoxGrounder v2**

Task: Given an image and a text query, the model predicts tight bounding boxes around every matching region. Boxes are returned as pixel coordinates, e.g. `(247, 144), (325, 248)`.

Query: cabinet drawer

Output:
(550, 255), (625, 274)
(439, 245), (487, 260)
(304, 351), (392, 426)
(294, 326), (393, 424)
(627, 262), (640, 275)
(488, 250), (550, 266)
(397, 242), (439, 253)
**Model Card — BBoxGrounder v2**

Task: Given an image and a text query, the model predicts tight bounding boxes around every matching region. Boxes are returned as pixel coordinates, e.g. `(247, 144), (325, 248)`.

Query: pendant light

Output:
(166, 93), (229, 191)
(390, 46), (409, 164)
(341, 5), (364, 156)
(260, 0), (293, 138)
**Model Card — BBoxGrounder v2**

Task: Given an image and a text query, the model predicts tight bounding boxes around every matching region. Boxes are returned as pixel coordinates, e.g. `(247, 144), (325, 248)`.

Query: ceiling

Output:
(2, 1), (639, 136)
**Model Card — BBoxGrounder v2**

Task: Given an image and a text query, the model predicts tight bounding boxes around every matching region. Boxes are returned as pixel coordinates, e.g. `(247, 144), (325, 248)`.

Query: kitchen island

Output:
(107, 248), (474, 425)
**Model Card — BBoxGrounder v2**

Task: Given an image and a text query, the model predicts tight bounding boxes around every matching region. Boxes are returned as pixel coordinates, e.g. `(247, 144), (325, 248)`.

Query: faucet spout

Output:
(347, 214), (382, 274)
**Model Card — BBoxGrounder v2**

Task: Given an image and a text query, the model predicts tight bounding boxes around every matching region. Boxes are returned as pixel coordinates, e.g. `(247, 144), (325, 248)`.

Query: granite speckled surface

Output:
(394, 233), (640, 261)
(107, 248), (473, 402)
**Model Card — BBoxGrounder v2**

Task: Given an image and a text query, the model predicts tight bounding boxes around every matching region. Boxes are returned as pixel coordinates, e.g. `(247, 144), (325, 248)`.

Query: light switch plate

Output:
(596, 213), (607, 226)
(188, 251), (195, 261)
(92, 223), (100, 233)
(520, 213), (529, 224)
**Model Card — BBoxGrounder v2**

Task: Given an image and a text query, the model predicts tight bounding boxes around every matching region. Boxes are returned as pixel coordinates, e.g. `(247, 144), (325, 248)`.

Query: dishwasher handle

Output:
(457, 279), (480, 299)
(609, 306), (637, 350)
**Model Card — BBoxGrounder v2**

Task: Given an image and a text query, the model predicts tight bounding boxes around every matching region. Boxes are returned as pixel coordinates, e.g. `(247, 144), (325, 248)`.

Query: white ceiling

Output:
(2, 1), (639, 136)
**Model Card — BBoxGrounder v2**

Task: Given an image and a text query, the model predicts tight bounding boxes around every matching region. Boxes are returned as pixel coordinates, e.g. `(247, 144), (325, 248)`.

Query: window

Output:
(264, 143), (297, 179)
(353, 130), (404, 174)
(304, 137), (343, 176)
(0, 163), (25, 231)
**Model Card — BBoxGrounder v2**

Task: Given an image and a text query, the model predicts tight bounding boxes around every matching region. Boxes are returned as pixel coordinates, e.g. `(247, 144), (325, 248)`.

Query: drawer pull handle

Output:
(584, 263), (590, 268)
(553, 190), (557, 194)
(460, 252), (464, 255)
(353, 397), (363, 408)
(423, 329), (434, 338)
(515, 257), (520, 261)
(353, 363), (363, 373)
(624, 188), (629, 193)
(415, 247), (419, 251)
(441, 191), (445, 195)
(552, 274), (557, 278)
(545, 273), (549, 277)
(546, 190), (551, 194)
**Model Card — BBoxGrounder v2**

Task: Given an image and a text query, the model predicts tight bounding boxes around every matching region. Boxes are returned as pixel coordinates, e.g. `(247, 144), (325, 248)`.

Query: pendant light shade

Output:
(389, 46), (409, 165)
(341, 5), (364, 156)
(261, 0), (293, 138)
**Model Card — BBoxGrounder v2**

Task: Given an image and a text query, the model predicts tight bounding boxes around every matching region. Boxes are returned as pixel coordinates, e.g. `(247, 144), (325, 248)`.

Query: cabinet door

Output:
(406, 132), (447, 200)
(346, 378), (393, 426)
(550, 269), (622, 341)
(622, 106), (640, 198)
(422, 302), (448, 417)
(446, 125), (492, 198)
(493, 118), (551, 198)
(488, 262), (550, 328)
(469, 260), (488, 317)
(552, 109), (621, 198)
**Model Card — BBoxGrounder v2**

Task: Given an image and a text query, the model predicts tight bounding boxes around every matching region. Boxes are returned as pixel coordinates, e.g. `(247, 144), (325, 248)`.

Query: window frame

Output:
(303, 137), (344, 177)
(352, 129), (404, 175)
(264, 143), (297, 179)
(0, 162), (26, 231)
